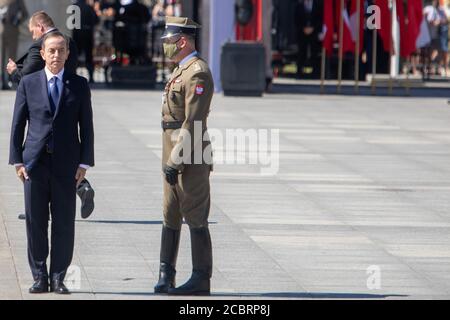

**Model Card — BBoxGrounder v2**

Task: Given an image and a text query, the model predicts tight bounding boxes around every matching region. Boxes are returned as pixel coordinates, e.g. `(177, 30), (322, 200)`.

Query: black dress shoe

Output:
(18, 213), (26, 220)
(77, 179), (95, 219)
(50, 280), (70, 294)
(29, 278), (49, 294)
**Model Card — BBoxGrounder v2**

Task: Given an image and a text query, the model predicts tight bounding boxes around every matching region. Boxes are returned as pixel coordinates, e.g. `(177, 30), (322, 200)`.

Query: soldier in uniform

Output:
(154, 16), (214, 296)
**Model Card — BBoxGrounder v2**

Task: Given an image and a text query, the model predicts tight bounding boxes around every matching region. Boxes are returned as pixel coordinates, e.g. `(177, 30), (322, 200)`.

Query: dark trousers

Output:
(297, 34), (321, 78)
(24, 152), (77, 281)
(73, 30), (95, 81)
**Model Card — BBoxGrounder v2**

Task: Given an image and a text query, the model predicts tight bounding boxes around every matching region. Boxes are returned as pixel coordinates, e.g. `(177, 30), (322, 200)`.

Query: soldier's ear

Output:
(40, 49), (45, 61)
(179, 36), (187, 49)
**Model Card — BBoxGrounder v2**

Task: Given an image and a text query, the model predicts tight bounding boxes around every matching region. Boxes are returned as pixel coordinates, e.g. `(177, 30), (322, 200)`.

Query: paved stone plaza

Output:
(1, 89), (450, 300)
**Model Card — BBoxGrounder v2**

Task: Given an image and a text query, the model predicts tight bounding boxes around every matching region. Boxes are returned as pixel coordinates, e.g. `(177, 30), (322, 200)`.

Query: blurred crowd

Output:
(273, 0), (450, 80)
(0, 0), (182, 86)
(422, 0), (450, 76)
(2, 0), (450, 88)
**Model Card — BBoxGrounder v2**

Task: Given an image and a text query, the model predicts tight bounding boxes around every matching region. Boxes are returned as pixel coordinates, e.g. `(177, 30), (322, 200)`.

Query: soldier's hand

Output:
(15, 165), (29, 183)
(164, 165), (179, 186)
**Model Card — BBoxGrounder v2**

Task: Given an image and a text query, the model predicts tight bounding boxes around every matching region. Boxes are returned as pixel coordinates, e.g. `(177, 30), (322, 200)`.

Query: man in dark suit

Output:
(6, 11), (95, 220)
(6, 11), (78, 86)
(9, 31), (95, 294)
(296, 0), (323, 79)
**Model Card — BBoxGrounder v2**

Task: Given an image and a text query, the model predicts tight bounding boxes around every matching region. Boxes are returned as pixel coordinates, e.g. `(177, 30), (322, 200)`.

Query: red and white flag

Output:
(349, 0), (364, 53)
(322, 0), (335, 56)
(397, 0), (425, 57)
(373, 0), (392, 53)
(375, 0), (425, 57)
(336, 0), (364, 53)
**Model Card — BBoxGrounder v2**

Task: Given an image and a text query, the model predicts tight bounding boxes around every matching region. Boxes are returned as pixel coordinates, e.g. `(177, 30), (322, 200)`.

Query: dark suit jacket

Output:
(296, 0), (323, 39)
(9, 69), (94, 177)
(10, 29), (79, 85)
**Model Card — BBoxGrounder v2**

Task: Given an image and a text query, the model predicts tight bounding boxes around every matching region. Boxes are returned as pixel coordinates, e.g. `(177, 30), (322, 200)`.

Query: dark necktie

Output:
(50, 76), (60, 115)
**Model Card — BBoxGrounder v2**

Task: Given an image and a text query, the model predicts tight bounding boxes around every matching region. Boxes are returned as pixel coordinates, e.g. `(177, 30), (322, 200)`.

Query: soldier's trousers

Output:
(163, 164), (211, 230)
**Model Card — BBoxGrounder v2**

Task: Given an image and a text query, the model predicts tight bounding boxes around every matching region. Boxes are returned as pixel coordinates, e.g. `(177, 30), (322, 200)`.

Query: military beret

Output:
(161, 16), (201, 40)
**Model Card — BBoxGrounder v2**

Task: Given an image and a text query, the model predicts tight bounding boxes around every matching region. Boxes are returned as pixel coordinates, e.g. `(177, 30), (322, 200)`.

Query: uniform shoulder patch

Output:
(195, 84), (205, 95)
(193, 62), (202, 72)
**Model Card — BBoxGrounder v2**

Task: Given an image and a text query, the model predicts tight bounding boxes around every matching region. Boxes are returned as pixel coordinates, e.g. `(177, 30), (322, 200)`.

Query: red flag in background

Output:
(373, 0), (392, 53)
(397, 0), (423, 57)
(349, 0), (364, 53)
(336, 0), (354, 53)
(335, 0), (364, 53)
(322, 0), (335, 56)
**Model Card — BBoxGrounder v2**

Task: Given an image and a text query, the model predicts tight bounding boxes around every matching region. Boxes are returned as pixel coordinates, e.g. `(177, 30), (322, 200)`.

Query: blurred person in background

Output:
(0, 0), (28, 89)
(6, 11), (78, 86)
(113, 0), (151, 65)
(424, 0), (444, 74)
(438, 0), (449, 75)
(165, 0), (181, 17)
(295, 0), (323, 79)
(72, 0), (100, 83)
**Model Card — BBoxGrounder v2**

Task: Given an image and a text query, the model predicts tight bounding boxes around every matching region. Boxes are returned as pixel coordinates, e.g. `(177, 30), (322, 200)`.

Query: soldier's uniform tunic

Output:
(161, 55), (214, 230)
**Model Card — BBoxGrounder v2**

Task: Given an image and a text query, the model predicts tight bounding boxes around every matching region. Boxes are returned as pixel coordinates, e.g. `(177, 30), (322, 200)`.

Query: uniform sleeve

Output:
(167, 71), (212, 171)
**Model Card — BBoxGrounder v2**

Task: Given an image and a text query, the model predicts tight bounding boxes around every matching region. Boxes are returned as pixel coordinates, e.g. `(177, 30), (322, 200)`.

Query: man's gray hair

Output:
(41, 31), (69, 50)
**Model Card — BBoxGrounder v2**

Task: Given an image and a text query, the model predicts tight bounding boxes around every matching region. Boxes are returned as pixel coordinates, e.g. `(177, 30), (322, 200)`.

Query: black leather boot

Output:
(154, 226), (181, 294)
(168, 227), (212, 296)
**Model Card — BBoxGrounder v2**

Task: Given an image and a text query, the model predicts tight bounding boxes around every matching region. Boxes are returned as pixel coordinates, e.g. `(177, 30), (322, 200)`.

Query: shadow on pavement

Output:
(78, 220), (217, 225)
(72, 291), (407, 299)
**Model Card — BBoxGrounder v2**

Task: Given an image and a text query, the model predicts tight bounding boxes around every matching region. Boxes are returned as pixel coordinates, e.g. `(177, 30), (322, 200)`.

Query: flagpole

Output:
(321, 47), (326, 94)
(354, 0), (361, 94)
(338, 0), (344, 94)
(371, 28), (377, 95)
(405, 60), (410, 96)
(388, 0), (394, 96)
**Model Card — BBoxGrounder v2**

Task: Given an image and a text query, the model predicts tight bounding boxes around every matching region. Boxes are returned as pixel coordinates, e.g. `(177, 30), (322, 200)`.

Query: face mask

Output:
(163, 40), (182, 59)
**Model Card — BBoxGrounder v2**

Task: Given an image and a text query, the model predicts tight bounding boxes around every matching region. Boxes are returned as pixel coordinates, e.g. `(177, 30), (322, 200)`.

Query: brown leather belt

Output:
(161, 120), (184, 130)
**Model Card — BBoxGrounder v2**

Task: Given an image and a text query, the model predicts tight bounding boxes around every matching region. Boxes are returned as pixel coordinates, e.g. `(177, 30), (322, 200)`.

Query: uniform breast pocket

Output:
(170, 83), (185, 108)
